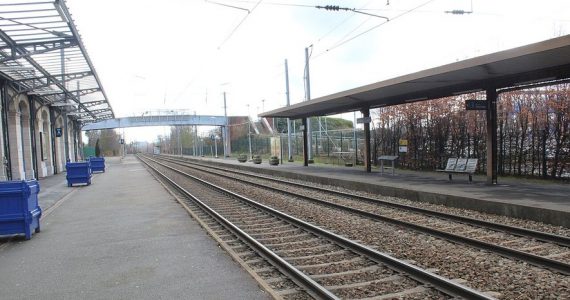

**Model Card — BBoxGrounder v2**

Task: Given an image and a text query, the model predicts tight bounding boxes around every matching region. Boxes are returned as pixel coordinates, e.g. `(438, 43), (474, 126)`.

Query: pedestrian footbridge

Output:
(82, 114), (227, 130)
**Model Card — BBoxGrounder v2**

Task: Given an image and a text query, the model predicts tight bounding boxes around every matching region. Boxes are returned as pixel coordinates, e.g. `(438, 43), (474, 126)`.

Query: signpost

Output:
(399, 139), (408, 153)
(465, 99), (487, 110)
(357, 117), (372, 124)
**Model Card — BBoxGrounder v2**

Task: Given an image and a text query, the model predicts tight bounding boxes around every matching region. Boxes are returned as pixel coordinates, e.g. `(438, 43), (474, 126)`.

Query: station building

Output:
(0, 1), (114, 180)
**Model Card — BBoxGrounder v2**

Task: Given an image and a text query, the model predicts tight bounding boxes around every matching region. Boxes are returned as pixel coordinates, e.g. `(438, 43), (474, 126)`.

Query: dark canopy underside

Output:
(261, 35), (570, 119)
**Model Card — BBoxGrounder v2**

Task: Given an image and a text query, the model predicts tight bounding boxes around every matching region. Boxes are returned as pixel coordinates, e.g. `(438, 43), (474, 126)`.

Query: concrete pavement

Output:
(0, 156), (268, 300)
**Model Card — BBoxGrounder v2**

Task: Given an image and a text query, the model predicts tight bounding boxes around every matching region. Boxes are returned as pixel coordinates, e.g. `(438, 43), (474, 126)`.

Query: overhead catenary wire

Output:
(207, 0), (264, 49)
(315, 5), (389, 20)
(319, 0), (437, 55)
(313, 0), (377, 44)
(204, 0), (250, 13)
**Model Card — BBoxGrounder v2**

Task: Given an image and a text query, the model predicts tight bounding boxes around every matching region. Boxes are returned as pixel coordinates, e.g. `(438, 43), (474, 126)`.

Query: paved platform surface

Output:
(0, 156), (268, 300)
(188, 155), (570, 227)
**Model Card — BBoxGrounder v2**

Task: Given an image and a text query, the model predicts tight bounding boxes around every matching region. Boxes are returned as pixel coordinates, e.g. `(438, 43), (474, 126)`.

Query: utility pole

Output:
(177, 126), (182, 156)
(223, 92), (229, 157)
(304, 47), (313, 162)
(214, 135), (218, 158)
(285, 59), (293, 162)
(353, 111), (357, 165)
(247, 104), (253, 159)
(193, 111), (197, 156)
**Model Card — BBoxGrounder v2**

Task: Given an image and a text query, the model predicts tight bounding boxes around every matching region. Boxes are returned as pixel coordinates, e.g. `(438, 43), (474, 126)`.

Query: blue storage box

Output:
(89, 157), (105, 173)
(0, 180), (41, 240)
(66, 161), (92, 187)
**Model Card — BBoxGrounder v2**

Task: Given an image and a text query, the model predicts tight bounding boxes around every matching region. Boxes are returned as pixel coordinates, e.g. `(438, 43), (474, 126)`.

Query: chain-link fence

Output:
(230, 129), (378, 166)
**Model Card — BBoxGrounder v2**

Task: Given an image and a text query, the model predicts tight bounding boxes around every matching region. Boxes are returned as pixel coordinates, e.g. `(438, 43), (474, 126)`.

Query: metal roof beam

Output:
(0, 39), (76, 62)
(30, 87), (99, 96)
(0, 1), (114, 123)
(82, 100), (107, 107)
(22, 54), (97, 119)
(88, 108), (111, 114)
(54, 0), (114, 118)
(0, 29), (16, 57)
(0, 30), (96, 118)
(19, 71), (93, 92)
(12, 70), (91, 82)
(0, 38), (74, 50)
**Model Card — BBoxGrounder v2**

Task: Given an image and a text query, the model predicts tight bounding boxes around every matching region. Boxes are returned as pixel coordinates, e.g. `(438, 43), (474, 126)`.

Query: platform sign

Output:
(357, 117), (372, 124)
(465, 100), (487, 110)
(55, 127), (62, 137)
(399, 139), (408, 153)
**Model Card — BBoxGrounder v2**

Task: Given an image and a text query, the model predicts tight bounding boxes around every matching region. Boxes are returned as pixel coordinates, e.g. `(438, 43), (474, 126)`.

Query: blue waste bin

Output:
(0, 180), (41, 240)
(89, 157), (105, 173)
(66, 161), (92, 187)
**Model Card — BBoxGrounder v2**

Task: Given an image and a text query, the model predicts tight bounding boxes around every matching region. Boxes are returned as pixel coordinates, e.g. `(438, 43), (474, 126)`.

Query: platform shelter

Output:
(0, 1), (114, 180)
(261, 35), (570, 184)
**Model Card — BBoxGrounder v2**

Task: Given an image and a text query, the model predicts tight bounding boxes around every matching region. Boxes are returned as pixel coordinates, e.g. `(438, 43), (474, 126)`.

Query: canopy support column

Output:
(302, 118), (308, 167)
(361, 108), (371, 173)
(486, 88), (498, 185)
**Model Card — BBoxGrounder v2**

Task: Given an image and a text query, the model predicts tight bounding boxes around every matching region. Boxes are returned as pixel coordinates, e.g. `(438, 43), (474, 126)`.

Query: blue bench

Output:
(66, 161), (92, 187)
(0, 180), (41, 240)
(89, 157), (105, 173)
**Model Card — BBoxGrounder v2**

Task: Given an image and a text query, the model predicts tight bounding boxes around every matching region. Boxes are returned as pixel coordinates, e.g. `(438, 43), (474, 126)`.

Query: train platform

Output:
(0, 156), (269, 300)
(187, 155), (570, 228)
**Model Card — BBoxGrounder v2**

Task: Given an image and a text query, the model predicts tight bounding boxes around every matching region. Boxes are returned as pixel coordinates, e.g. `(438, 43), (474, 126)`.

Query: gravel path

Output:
(162, 159), (570, 299)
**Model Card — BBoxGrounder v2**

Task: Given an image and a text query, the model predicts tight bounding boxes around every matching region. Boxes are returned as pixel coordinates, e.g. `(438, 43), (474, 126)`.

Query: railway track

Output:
(139, 154), (493, 299)
(154, 155), (570, 276)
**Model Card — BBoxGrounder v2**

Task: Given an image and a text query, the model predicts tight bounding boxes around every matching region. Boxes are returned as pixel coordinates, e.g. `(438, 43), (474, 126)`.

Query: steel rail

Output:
(138, 155), (339, 300)
(155, 155), (570, 275)
(165, 155), (570, 248)
(143, 154), (494, 300)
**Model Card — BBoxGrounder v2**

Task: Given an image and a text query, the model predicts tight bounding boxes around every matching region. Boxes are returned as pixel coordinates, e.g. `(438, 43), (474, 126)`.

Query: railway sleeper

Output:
(366, 286), (429, 300)
(283, 249), (349, 262)
(324, 274), (403, 291)
(275, 244), (337, 257)
(310, 265), (382, 279)
(295, 256), (365, 270)
(263, 237), (321, 247)
(246, 223), (296, 234)
(243, 257), (265, 264)
(238, 218), (284, 227)
(254, 233), (314, 244)
(248, 228), (302, 238)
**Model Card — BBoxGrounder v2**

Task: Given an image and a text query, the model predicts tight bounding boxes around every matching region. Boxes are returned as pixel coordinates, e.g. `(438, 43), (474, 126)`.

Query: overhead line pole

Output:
(223, 92), (229, 157)
(304, 47), (312, 163)
(285, 59), (293, 162)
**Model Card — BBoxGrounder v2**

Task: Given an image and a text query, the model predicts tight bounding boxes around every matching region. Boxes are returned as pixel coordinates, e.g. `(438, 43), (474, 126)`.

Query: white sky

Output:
(67, 0), (570, 143)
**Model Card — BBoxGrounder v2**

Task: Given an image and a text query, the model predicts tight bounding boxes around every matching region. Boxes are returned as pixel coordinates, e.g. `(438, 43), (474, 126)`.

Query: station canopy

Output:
(0, 0), (114, 123)
(261, 35), (570, 119)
